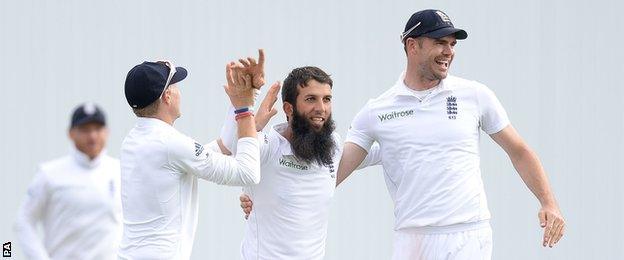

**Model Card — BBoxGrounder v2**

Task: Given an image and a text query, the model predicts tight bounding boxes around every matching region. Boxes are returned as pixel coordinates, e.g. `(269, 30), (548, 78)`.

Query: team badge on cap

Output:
(436, 11), (452, 23)
(70, 102), (106, 128)
(400, 9), (468, 42)
(83, 102), (97, 115)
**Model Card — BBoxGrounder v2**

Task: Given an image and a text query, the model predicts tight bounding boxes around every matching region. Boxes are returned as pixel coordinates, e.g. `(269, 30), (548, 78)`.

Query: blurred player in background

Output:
(14, 103), (121, 260)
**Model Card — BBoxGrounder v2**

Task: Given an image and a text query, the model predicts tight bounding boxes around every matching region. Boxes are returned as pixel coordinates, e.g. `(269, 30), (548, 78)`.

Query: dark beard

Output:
(290, 109), (336, 167)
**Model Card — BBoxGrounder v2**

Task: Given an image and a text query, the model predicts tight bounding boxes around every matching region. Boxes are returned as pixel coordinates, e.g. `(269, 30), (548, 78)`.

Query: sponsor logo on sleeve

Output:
(194, 142), (204, 157)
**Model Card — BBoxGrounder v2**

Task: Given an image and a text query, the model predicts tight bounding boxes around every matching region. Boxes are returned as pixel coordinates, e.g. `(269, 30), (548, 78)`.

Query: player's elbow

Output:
(214, 165), (260, 186)
(217, 139), (234, 155)
(236, 163), (261, 185)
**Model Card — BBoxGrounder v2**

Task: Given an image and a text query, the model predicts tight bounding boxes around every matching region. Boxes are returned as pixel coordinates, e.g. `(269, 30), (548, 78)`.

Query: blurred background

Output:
(1, 0), (622, 259)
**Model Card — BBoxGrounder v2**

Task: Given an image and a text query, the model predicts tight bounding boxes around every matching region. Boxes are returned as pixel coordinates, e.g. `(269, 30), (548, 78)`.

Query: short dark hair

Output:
(281, 66), (333, 106)
(132, 99), (160, 117)
(403, 36), (424, 54)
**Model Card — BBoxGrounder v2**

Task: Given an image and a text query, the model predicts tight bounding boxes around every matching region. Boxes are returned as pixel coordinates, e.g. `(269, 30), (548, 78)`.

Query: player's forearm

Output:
(205, 137), (261, 185)
(236, 115), (257, 139)
(336, 142), (368, 187)
(230, 137), (261, 185)
(219, 105), (238, 154)
(198, 115), (260, 185)
(221, 86), (263, 152)
(509, 145), (557, 206)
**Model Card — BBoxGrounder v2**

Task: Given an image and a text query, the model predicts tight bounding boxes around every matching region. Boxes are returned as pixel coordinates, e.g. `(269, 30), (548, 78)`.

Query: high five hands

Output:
(226, 49), (280, 131)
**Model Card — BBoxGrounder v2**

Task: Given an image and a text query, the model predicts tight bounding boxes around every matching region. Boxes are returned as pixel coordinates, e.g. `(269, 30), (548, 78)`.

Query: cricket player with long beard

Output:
(220, 61), (382, 259)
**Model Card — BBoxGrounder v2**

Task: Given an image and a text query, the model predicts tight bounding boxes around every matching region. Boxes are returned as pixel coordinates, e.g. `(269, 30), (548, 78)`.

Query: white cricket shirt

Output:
(346, 73), (510, 231)
(14, 148), (122, 260)
(221, 122), (381, 260)
(118, 117), (260, 260)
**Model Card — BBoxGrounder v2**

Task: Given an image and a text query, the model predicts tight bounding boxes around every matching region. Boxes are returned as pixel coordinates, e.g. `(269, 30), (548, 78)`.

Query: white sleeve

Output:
(345, 101), (376, 152)
(220, 105), (272, 163)
(357, 142), (382, 170)
(13, 170), (52, 260)
(219, 104), (238, 154)
(204, 140), (222, 153)
(476, 84), (510, 134)
(167, 135), (261, 186)
(219, 90), (262, 154)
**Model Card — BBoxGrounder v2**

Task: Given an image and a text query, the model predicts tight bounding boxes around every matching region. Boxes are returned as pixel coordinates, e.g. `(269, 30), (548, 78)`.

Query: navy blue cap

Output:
(124, 61), (188, 109)
(401, 9), (467, 43)
(71, 102), (106, 128)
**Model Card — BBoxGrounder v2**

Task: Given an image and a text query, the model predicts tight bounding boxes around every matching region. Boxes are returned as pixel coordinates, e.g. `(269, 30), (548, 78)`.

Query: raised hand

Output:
(236, 49), (265, 89)
(255, 81), (281, 131)
(224, 62), (255, 109)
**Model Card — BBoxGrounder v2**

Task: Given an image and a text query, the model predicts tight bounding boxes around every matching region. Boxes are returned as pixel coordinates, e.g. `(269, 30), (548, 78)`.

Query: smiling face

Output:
(281, 66), (334, 131)
(286, 81), (337, 167)
(288, 80), (332, 131)
(406, 35), (457, 82)
(280, 66), (337, 166)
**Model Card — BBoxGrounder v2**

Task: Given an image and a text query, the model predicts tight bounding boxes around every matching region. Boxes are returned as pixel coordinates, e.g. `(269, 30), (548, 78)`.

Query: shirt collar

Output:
(270, 122), (294, 156)
(135, 117), (174, 129)
(392, 71), (451, 97)
(71, 146), (106, 169)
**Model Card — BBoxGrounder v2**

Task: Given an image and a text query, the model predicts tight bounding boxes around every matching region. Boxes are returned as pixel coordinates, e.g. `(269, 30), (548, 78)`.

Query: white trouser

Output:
(392, 221), (493, 260)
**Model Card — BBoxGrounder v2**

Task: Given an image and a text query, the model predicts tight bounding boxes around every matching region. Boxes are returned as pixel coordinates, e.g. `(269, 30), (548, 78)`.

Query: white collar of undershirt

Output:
(71, 146), (106, 169)
(407, 85), (437, 101)
(136, 117), (174, 129)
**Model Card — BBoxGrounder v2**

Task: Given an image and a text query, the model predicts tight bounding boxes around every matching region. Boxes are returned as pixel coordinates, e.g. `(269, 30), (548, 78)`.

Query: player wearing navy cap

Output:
(14, 103), (122, 260)
(118, 59), (262, 259)
(338, 9), (566, 259)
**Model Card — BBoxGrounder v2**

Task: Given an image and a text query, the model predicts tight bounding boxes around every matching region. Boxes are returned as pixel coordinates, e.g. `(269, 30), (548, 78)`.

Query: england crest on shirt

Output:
(446, 95), (458, 119)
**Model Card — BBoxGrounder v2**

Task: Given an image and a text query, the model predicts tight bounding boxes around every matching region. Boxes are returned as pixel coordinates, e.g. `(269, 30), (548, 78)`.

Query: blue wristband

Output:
(234, 107), (252, 114)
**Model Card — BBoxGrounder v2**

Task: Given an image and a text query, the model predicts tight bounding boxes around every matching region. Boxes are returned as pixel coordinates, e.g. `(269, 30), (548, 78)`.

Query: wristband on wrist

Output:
(234, 107), (253, 114)
(235, 111), (254, 121)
